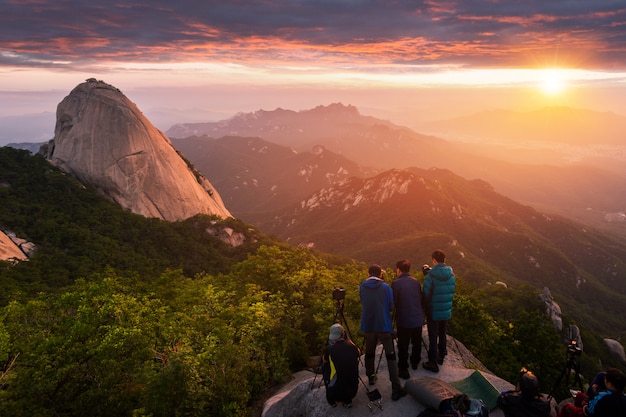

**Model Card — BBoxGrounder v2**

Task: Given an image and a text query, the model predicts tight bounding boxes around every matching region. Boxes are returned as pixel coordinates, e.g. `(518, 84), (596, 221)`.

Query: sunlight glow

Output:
(2, 62), (626, 94)
(539, 70), (567, 95)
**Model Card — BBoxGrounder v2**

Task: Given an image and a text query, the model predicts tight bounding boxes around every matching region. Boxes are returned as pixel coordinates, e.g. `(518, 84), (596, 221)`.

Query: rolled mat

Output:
(405, 376), (462, 410)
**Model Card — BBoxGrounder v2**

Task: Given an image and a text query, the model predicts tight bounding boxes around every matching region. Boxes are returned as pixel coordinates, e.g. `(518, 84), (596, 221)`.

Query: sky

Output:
(2, 0), (626, 143)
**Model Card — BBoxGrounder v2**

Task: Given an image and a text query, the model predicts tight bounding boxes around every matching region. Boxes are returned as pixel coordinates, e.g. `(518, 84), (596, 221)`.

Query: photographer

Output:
(498, 368), (551, 417)
(322, 323), (360, 408)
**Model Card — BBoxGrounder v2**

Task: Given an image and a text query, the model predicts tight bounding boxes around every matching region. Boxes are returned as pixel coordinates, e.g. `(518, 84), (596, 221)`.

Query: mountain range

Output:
(174, 139), (626, 336)
(3, 80), (626, 417)
(4, 82), (626, 338)
(167, 104), (626, 233)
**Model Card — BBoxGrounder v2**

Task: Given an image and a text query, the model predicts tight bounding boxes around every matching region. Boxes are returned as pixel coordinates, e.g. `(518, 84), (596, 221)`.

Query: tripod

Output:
(311, 289), (383, 411)
(548, 342), (584, 400)
(311, 292), (356, 389)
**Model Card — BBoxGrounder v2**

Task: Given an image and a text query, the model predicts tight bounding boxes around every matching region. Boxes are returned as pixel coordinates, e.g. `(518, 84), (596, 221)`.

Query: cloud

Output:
(1, 0), (626, 71)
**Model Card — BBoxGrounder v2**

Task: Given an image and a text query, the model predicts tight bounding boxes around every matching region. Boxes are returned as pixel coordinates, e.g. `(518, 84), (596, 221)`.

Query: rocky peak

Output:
(42, 79), (231, 222)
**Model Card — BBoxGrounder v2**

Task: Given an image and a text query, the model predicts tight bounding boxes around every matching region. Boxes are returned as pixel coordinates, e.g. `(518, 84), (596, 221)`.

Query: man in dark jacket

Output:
(360, 264), (406, 401)
(497, 369), (551, 417)
(422, 249), (456, 373)
(391, 259), (425, 379)
(323, 323), (360, 408)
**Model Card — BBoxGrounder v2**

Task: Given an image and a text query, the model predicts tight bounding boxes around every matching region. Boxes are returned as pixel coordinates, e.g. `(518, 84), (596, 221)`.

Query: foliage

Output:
(0, 247), (367, 416)
(0, 147), (621, 413)
(0, 147), (272, 304)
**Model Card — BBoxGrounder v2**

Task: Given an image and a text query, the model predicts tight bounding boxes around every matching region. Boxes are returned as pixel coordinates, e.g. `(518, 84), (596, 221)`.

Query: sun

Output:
(539, 69), (567, 95)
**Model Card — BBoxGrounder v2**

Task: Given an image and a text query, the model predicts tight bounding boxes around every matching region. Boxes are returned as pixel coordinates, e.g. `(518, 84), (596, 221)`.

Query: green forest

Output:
(0, 147), (623, 416)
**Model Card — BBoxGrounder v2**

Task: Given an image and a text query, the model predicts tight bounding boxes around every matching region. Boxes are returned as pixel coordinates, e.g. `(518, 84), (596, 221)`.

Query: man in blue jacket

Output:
(360, 264), (406, 401)
(391, 259), (425, 379)
(422, 250), (456, 373)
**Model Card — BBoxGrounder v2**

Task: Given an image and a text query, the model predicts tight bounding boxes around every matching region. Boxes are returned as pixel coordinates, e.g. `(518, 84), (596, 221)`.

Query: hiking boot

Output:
(343, 401), (352, 408)
(391, 388), (407, 401)
(399, 368), (410, 379)
(368, 374), (377, 385)
(411, 360), (420, 370)
(423, 361), (439, 373)
(437, 353), (446, 365)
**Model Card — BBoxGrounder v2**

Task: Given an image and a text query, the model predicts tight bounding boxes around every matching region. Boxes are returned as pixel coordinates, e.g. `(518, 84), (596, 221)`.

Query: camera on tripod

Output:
(567, 340), (582, 358)
(332, 287), (346, 300)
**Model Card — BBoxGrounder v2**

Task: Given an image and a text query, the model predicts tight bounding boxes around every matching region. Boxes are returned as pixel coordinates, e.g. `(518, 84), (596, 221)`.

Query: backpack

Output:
(416, 409), (458, 417)
(440, 394), (490, 417)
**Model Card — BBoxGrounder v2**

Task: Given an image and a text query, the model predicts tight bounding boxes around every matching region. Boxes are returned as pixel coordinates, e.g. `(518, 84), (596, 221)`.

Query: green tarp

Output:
(449, 370), (501, 411)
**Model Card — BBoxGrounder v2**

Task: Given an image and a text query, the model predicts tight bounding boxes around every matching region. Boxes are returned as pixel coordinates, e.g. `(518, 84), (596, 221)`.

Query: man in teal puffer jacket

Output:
(422, 249), (456, 373)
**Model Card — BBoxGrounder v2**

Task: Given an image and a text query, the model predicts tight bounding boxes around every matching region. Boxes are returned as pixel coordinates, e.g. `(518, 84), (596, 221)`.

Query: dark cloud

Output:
(1, 0), (626, 69)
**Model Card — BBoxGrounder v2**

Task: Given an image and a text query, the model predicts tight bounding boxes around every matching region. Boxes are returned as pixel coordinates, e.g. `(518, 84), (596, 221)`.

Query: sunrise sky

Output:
(2, 0), (626, 140)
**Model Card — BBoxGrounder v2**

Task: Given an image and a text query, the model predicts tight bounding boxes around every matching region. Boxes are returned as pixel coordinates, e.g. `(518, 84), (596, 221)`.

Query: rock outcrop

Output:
(0, 230), (30, 262)
(541, 287), (563, 332)
(604, 338), (626, 363)
(260, 334), (547, 417)
(42, 79), (231, 222)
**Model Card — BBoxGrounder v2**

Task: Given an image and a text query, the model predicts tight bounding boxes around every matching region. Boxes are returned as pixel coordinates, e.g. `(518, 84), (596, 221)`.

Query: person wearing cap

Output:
(391, 259), (425, 379)
(497, 368), (551, 417)
(360, 264), (407, 401)
(322, 323), (360, 408)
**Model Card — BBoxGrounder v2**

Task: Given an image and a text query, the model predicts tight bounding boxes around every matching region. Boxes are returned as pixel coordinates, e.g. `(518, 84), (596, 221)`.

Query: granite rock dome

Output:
(43, 79), (231, 221)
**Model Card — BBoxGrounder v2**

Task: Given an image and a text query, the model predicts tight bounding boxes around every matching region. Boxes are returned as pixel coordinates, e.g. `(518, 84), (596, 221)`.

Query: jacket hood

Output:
(363, 277), (384, 289)
(430, 264), (454, 282)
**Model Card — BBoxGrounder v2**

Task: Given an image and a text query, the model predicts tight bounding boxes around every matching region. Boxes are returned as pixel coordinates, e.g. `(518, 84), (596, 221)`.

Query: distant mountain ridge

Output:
(167, 103), (393, 150)
(166, 103), (463, 172)
(168, 103), (626, 231)
(171, 136), (375, 219)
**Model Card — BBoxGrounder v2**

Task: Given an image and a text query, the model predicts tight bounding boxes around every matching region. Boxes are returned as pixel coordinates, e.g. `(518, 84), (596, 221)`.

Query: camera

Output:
(567, 340), (582, 357)
(422, 264), (431, 276)
(332, 287), (346, 300)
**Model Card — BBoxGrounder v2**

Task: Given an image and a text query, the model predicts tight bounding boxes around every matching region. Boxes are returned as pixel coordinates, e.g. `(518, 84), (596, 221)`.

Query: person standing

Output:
(422, 249), (456, 373)
(391, 259), (425, 379)
(322, 323), (360, 408)
(360, 264), (407, 401)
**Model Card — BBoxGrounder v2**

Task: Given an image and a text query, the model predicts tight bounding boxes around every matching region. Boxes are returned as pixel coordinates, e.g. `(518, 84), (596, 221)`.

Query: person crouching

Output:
(323, 323), (361, 408)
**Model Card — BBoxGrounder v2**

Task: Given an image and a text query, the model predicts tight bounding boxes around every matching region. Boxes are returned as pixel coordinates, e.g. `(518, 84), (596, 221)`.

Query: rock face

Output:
(43, 79), (231, 222)
(0, 230), (29, 262)
(540, 287), (563, 332)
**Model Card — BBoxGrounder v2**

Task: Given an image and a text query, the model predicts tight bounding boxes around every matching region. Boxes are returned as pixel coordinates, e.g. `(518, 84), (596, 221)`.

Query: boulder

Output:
(261, 333), (517, 417)
(43, 79), (231, 222)
(603, 338), (626, 363)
